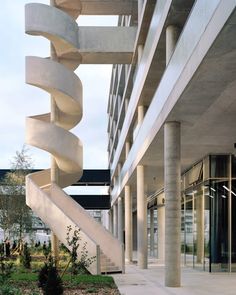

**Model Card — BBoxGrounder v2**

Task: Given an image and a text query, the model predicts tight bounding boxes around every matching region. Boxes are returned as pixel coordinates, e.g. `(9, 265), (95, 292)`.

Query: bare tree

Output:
(0, 146), (34, 241)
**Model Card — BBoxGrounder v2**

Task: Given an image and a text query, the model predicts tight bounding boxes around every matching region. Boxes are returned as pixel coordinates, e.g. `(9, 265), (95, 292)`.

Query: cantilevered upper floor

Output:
(107, 0), (236, 204)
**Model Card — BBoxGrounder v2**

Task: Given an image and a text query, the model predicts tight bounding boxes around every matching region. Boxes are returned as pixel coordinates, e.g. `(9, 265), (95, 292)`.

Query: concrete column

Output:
(136, 105), (145, 136)
(164, 121), (181, 287)
(150, 208), (154, 256)
(125, 98), (129, 113)
(113, 203), (118, 238)
(137, 165), (147, 268)
(138, 1), (144, 65)
(196, 194), (204, 263)
(118, 196), (124, 243)
(125, 141), (131, 159)
(109, 138), (112, 151)
(124, 136), (132, 261)
(137, 101), (147, 267)
(50, 0), (59, 265)
(133, 211), (137, 251)
(138, 45), (143, 65)
(138, 105), (145, 122)
(113, 120), (116, 137)
(166, 25), (180, 65)
(125, 185), (133, 262)
(109, 209), (113, 233)
(157, 195), (165, 263)
(124, 13), (129, 80)
(125, 65), (129, 81)
(51, 233), (59, 263)
(138, 0), (144, 19)
(118, 95), (121, 111)
(118, 162), (122, 175)
(118, 129), (121, 139)
(117, 163), (123, 241)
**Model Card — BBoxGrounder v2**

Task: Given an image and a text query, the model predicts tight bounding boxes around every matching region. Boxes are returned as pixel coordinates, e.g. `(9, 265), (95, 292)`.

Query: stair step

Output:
(100, 257), (112, 263)
(101, 266), (121, 273)
(100, 251), (121, 273)
(27, 175), (124, 276)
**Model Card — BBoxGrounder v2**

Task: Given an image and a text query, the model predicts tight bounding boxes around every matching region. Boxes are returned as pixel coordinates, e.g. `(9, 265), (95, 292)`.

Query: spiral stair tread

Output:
(55, 0), (81, 19)
(25, 1), (123, 274)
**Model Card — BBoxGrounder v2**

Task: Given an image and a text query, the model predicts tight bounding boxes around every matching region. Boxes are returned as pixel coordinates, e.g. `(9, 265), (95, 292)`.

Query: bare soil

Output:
(19, 282), (120, 295)
(63, 287), (120, 294)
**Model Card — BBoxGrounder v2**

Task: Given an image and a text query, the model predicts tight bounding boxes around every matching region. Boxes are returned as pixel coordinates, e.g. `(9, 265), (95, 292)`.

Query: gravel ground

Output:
(21, 286), (120, 294)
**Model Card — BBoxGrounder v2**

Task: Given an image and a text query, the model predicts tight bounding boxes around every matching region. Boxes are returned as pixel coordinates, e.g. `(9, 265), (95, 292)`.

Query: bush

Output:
(0, 253), (14, 285)
(21, 243), (31, 269)
(38, 256), (63, 295)
(38, 263), (49, 290)
(44, 265), (63, 295)
(42, 242), (51, 260)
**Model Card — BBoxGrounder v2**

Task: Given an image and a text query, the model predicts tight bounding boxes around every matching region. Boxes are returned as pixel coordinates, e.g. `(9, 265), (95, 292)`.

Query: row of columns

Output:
(110, 122), (181, 287)
(109, 21), (182, 287)
(111, 193), (166, 257)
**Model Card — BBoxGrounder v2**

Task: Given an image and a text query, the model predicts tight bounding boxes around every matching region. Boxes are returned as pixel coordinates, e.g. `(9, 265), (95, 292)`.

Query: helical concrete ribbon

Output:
(25, 2), (124, 274)
(25, 2), (83, 190)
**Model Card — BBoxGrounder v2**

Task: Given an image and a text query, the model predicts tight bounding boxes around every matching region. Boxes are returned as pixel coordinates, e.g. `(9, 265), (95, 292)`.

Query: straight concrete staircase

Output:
(100, 251), (121, 274)
(26, 170), (124, 274)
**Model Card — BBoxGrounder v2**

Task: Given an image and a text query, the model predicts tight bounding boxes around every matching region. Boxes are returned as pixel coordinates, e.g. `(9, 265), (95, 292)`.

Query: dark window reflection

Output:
(231, 156), (236, 178)
(210, 155), (229, 178)
(210, 180), (228, 271)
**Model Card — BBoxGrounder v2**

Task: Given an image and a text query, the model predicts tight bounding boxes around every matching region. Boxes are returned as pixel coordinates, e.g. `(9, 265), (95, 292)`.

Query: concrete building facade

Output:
(24, 0), (236, 288)
(106, 0), (236, 287)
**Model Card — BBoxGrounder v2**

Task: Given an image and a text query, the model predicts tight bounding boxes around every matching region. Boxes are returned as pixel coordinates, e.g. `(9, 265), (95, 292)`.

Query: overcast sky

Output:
(0, 1), (117, 171)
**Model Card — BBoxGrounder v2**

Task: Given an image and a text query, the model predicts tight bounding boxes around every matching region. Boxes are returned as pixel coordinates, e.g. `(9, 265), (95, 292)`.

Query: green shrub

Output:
(0, 253), (14, 285)
(66, 226), (96, 275)
(38, 263), (49, 290)
(42, 242), (51, 260)
(38, 256), (63, 295)
(0, 285), (22, 295)
(44, 265), (63, 295)
(21, 243), (31, 269)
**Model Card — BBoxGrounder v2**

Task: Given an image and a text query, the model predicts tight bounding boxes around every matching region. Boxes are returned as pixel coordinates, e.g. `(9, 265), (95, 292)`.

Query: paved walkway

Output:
(112, 261), (236, 295)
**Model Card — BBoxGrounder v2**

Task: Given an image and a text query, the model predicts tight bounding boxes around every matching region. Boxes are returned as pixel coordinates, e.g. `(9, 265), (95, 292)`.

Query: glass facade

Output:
(181, 155), (236, 272)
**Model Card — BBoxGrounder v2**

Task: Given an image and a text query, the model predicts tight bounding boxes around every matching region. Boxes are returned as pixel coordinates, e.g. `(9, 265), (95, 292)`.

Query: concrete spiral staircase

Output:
(25, 1), (124, 274)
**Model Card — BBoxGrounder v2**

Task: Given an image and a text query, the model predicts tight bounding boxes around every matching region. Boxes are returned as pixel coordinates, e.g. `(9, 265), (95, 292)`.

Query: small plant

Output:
(0, 252), (19, 294)
(86, 287), (98, 294)
(21, 243), (31, 269)
(66, 225), (81, 275)
(44, 263), (63, 295)
(0, 252), (14, 285)
(42, 242), (51, 260)
(38, 263), (48, 290)
(0, 285), (22, 295)
(77, 242), (95, 274)
(59, 243), (69, 254)
(38, 256), (63, 295)
(65, 225), (96, 276)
